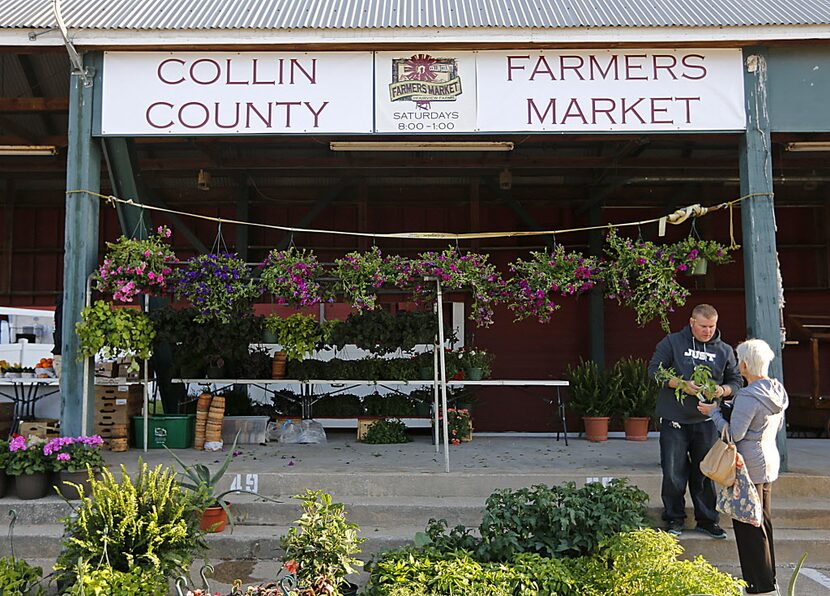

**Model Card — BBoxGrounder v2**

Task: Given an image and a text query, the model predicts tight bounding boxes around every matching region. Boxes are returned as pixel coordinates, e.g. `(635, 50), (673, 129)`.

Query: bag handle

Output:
(720, 423), (734, 445)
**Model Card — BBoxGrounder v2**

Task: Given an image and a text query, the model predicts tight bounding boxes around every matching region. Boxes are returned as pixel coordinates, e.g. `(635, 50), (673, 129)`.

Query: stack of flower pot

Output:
(195, 392), (212, 450)
(205, 395), (225, 445)
(272, 351), (287, 379)
(109, 423), (129, 452)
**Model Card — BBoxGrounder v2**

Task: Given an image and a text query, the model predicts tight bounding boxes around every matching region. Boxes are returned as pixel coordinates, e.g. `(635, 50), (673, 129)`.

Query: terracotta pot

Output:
(200, 502), (229, 532)
(14, 471), (49, 500)
(582, 417), (610, 442)
(624, 417), (651, 441)
(272, 352), (287, 379)
(56, 469), (99, 500)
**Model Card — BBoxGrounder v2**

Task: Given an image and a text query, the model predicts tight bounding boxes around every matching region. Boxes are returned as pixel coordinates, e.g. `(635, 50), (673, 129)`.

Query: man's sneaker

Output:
(666, 520), (684, 536)
(695, 522), (727, 539)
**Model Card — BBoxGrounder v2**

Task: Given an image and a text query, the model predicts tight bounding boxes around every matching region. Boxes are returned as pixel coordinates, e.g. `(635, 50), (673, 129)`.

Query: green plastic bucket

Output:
(132, 414), (195, 449)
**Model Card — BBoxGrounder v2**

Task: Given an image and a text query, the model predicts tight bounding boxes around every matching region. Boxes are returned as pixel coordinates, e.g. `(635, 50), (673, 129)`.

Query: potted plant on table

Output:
(44, 435), (105, 500)
(565, 358), (612, 442)
(608, 358), (658, 441)
(6, 435), (50, 499)
(281, 489), (365, 596)
(459, 348), (493, 381)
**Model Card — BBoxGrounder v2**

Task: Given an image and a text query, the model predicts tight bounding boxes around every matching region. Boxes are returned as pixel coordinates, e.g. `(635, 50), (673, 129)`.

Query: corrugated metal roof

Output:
(2, 0), (830, 30)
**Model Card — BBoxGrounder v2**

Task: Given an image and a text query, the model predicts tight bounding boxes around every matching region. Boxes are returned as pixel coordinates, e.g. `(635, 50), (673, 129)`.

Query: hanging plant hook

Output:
(200, 563), (215, 592)
(8, 509), (17, 560)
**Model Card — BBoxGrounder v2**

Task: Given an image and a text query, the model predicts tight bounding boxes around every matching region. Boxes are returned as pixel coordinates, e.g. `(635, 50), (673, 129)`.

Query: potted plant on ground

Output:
(44, 435), (105, 500)
(458, 348), (493, 381)
(565, 359), (612, 442)
(6, 435), (50, 499)
(608, 357), (658, 441)
(94, 225), (176, 303)
(443, 407), (473, 444)
(166, 435), (278, 533)
(281, 489), (365, 596)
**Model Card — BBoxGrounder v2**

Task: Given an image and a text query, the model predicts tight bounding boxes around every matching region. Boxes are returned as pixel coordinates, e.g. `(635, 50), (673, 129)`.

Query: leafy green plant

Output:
(589, 529), (744, 595)
(413, 518), (480, 553)
(329, 309), (438, 355)
(0, 556), (44, 596)
(64, 559), (167, 596)
(654, 363), (719, 403)
(361, 418), (411, 444)
(458, 348), (493, 378)
(477, 479), (649, 561)
(564, 359), (611, 417)
(54, 461), (207, 585)
(333, 246), (393, 312)
(264, 314), (329, 362)
(671, 236), (733, 272)
(608, 357), (659, 418)
(281, 490), (365, 594)
(76, 300), (155, 371)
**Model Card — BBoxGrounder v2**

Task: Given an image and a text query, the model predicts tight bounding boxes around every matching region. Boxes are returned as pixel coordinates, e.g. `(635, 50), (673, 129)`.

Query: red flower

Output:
(283, 560), (298, 574)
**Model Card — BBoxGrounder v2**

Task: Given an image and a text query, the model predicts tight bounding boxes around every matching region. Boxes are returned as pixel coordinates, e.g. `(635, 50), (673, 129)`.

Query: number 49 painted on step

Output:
(230, 473), (259, 493)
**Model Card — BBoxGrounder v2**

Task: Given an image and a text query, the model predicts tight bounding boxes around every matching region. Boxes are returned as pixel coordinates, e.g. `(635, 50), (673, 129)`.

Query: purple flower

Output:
(9, 436), (26, 452)
(57, 453), (71, 462)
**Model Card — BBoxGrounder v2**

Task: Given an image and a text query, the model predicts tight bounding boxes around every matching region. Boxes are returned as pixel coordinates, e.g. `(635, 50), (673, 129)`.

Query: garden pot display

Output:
(56, 469), (99, 500)
(623, 417), (651, 441)
(582, 417), (610, 442)
(0, 471), (7, 498)
(466, 367), (484, 381)
(200, 503), (229, 532)
(15, 472), (49, 500)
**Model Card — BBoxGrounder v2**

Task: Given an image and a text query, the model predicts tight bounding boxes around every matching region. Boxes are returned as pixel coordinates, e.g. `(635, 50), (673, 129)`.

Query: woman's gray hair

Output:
(736, 339), (775, 377)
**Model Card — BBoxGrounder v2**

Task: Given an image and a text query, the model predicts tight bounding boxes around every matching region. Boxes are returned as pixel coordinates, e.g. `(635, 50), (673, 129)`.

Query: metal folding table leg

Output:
(556, 387), (568, 446)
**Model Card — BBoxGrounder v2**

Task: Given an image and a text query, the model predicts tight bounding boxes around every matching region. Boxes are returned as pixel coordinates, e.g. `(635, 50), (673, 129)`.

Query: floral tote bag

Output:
(716, 452), (763, 527)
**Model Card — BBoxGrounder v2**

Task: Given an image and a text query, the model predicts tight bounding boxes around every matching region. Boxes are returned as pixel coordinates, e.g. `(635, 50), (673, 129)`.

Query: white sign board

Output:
(374, 51), (478, 133)
(476, 49), (745, 132)
(101, 52), (374, 135)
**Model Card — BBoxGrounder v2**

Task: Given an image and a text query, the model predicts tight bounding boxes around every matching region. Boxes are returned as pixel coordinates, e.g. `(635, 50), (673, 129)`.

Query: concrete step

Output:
(210, 471), (830, 499)
(2, 523), (829, 567)
(3, 494), (830, 532)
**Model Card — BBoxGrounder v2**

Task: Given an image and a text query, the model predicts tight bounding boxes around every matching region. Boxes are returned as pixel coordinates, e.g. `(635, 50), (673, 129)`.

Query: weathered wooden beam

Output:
(0, 97), (69, 113)
(0, 114), (41, 144)
(61, 52), (102, 437)
(740, 46), (787, 470)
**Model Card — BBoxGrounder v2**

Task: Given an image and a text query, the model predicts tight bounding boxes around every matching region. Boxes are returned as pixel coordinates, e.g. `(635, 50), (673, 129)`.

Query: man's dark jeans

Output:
(659, 418), (719, 524)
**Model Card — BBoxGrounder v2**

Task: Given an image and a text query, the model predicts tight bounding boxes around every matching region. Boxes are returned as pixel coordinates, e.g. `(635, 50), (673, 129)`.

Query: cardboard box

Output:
(95, 361), (119, 378)
(94, 384), (144, 428)
(19, 418), (60, 440)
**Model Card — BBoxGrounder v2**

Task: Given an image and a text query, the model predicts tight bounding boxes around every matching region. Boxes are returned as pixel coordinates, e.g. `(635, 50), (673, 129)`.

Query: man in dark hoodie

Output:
(648, 304), (742, 539)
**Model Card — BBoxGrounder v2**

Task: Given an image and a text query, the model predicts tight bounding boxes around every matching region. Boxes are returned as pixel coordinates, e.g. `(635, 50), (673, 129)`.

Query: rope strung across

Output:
(67, 189), (768, 245)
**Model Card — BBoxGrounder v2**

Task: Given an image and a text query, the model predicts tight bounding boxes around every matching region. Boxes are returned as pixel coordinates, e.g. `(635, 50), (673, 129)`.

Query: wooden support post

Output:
(739, 47), (787, 470)
(61, 52), (102, 437)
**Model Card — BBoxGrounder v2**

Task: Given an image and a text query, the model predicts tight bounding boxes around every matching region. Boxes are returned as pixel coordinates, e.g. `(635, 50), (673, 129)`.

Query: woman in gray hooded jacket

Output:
(698, 338), (789, 596)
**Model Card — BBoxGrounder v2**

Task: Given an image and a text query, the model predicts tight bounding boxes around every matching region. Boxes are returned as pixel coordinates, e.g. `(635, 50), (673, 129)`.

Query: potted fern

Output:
(608, 358), (658, 441)
(565, 359), (611, 442)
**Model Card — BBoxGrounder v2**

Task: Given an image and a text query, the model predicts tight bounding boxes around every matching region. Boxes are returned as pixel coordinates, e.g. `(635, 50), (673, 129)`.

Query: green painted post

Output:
(739, 46), (787, 470)
(60, 52), (102, 437)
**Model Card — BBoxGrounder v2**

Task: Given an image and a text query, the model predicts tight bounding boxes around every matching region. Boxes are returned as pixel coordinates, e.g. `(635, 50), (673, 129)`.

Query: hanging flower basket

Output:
(260, 246), (326, 307)
(93, 225), (176, 302)
(602, 228), (690, 332)
(175, 253), (259, 324)
(670, 236), (733, 277)
(508, 245), (602, 323)
(332, 246), (391, 311)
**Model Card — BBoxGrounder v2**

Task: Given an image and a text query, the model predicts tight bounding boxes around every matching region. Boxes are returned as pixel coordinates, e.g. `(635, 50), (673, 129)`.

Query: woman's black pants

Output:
(732, 482), (776, 594)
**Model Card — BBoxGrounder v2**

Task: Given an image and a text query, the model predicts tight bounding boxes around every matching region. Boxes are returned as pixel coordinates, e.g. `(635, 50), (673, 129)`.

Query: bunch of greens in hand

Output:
(655, 363), (719, 403)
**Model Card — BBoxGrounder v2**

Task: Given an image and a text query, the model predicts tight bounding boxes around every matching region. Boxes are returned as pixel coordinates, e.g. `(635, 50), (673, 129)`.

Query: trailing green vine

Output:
(75, 300), (155, 371)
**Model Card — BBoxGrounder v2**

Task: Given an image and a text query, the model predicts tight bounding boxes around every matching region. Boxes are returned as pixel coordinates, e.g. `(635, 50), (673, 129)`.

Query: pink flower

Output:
(9, 435), (26, 452)
(57, 453), (71, 461)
